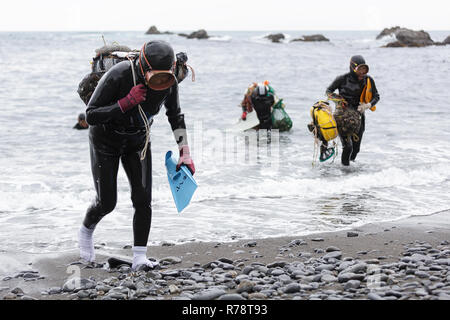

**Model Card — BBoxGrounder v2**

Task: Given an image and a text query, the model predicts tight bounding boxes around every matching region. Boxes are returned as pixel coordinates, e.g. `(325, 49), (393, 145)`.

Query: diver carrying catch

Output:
(78, 41), (195, 271)
(325, 55), (380, 166)
(238, 81), (292, 132)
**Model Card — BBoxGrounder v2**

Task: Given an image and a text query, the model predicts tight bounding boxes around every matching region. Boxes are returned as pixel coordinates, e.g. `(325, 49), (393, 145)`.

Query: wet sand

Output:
(1, 210), (449, 300)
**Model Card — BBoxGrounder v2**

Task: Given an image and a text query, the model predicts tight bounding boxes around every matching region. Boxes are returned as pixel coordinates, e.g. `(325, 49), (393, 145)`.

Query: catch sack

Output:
(77, 44), (132, 105)
(309, 101), (338, 141)
(333, 105), (361, 138)
(271, 99), (293, 132)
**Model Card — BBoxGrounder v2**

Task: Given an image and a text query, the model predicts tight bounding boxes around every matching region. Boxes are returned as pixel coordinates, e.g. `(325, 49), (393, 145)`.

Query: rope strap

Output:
(128, 57), (151, 161)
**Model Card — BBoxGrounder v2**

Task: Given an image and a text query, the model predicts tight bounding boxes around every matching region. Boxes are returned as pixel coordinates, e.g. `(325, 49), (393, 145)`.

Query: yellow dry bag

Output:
(310, 101), (338, 141)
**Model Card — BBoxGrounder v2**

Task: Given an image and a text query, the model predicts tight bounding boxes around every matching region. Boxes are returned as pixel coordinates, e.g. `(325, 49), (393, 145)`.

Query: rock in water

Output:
(265, 33), (285, 43)
(146, 26), (161, 34)
(376, 26), (402, 39)
(378, 27), (435, 47)
(292, 34), (330, 42)
(187, 29), (209, 39)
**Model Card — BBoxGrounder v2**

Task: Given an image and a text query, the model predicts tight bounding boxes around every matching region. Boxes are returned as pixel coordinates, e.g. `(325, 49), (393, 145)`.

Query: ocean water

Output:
(0, 30), (449, 260)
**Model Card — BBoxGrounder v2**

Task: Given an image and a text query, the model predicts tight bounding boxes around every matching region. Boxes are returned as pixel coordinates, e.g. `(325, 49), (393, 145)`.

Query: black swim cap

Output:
(139, 41), (175, 72)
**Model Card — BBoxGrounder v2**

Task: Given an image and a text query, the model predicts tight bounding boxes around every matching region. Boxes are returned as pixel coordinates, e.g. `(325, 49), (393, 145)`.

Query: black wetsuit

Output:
(326, 73), (379, 165)
(83, 59), (185, 246)
(250, 90), (274, 130)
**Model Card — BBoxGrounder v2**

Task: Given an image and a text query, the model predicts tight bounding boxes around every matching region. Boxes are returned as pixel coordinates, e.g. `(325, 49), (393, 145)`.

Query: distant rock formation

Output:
(265, 33), (285, 43)
(180, 29), (210, 39)
(376, 26), (402, 39)
(443, 36), (450, 45)
(377, 27), (435, 47)
(292, 34), (330, 42)
(145, 25), (173, 35)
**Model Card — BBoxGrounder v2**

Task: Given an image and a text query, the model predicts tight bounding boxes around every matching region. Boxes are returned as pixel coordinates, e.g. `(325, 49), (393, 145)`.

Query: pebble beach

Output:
(1, 210), (449, 301)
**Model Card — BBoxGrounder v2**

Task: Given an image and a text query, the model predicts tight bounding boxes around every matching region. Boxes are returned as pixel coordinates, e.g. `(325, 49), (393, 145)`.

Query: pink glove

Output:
(118, 84), (147, 113)
(176, 145), (195, 175)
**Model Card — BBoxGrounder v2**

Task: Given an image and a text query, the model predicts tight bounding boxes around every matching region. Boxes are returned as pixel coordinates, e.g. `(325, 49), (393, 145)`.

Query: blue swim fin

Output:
(165, 151), (198, 213)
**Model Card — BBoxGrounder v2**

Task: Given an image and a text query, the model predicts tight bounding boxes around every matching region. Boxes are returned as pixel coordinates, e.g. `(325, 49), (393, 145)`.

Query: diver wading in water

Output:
(326, 55), (380, 166)
(78, 41), (195, 270)
(241, 82), (275, 131)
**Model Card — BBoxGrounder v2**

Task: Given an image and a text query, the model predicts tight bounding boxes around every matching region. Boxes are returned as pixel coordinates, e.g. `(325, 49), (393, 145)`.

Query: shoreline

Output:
(1, 210), (449, 300)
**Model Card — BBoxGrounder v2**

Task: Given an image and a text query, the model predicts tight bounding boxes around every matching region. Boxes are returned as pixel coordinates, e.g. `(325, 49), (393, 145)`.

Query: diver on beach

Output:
(326, 55), (380, 166)
(78, 41), (195, 270)
(240, 81), (275, 130)
(73, 113), (89, 130)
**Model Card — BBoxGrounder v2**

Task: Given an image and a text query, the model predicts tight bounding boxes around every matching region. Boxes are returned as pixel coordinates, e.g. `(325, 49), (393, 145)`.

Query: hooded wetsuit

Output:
(83, 52), (186, 246)
(250, 87), (274, 130)
(326, 56), (380, 165)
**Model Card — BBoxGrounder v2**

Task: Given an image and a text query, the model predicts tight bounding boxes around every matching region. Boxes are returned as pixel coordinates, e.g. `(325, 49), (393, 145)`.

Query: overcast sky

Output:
(0, 0), (449, 32)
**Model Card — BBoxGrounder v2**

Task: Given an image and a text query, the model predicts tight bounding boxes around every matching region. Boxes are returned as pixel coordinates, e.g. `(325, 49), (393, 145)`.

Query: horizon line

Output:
(1, 28), (449, 33)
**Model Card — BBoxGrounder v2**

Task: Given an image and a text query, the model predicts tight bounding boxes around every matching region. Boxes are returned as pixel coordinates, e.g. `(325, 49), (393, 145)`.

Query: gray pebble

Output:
(11, 287), (24, 295)
(192, 288), (227, 300)
(316, 264), (335, 272)
(323, 251), (342, 261)
(321, 274), (338, 283)
(338, 273), (365, 283)
(218, 257), (234, 264)
(245, 241), (258, 247)
(270, 269), (285, 276)
(326, 246), (341, 252)
(77, 290), (91, 299)
(415, 271), (430, 279)
(236, 280), (255, 293)
(159, 256), (182, 265)
(368, 292), (384, 300)
(267, 261), (287, 268)
(311, 238), (324, 242)
(218, 293), (246, 300)
(48, 287), (62, 295)
(347, 232), (359, 237)
(283, 283), (301, 294)
(344, 280), (361, 290)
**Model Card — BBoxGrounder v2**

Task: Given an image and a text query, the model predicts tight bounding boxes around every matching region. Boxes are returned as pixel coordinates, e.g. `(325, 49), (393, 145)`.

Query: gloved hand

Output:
(176, 145), (195, 175)
(241, 111), (247, 121)
(358, 102), (372, 114)
(118, 84), (147, 113)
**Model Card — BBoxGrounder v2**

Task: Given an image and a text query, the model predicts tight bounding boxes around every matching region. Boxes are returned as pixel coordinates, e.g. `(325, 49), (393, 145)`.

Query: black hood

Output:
(139, 41), (175, 73)
(349, 55), (368, 74)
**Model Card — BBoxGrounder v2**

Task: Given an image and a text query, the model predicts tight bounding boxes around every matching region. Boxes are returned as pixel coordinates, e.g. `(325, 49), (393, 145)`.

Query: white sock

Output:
(132, 246), (159, 270)
(78, 225), (95, 262)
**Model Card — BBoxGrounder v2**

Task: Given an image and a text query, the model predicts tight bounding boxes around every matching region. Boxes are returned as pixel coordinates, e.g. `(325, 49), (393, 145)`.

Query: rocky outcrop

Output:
(185, 29), (210, 39)
(376, 26), (402, 39)
(292, 34), (330, 42)
(378, 27), (435, 47)
(145, 25), (173, 35)
(265, 33), (285, 43)
(443, 36), (450, 45)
